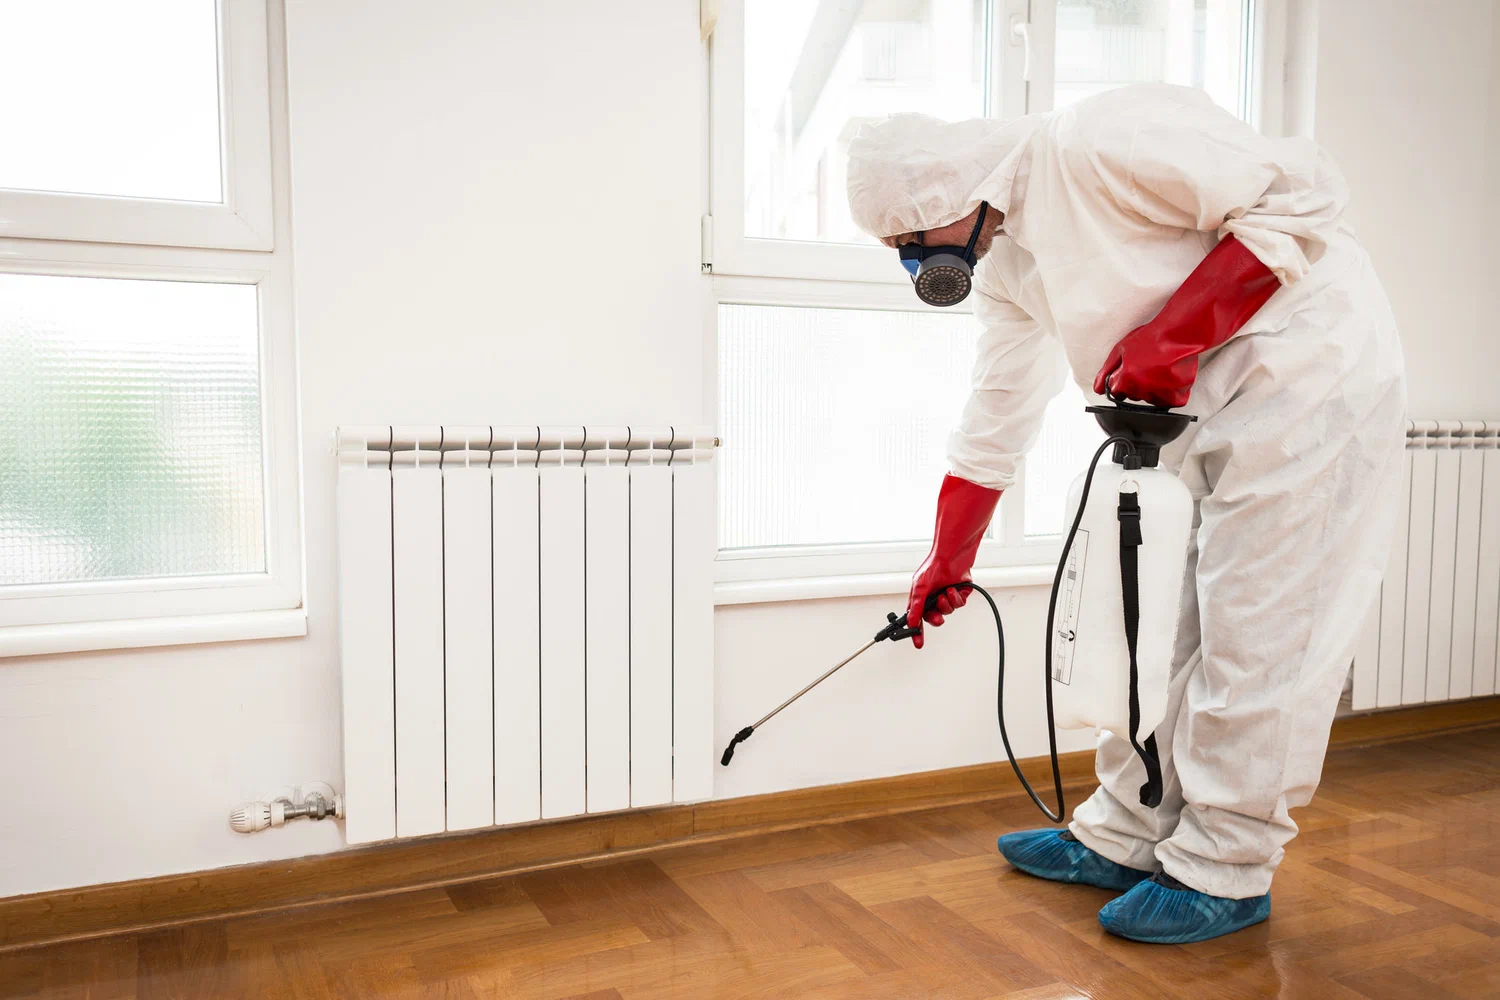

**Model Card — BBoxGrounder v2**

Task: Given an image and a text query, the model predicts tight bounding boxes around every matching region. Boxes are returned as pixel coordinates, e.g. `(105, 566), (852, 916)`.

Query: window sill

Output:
(713, 564), (1057, 607)
(0, 608), (308, 659)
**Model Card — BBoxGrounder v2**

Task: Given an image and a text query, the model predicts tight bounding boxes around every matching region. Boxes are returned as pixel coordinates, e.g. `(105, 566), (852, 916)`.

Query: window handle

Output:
(1009, 14), (1031, 82)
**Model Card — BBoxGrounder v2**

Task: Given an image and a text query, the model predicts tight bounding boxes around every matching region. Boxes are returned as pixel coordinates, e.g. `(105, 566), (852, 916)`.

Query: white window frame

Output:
(0, 0), (302, 655)
(0, 0), (275, 251)
(710, 0), (1022, 284)
(708, 0), (1281, 594)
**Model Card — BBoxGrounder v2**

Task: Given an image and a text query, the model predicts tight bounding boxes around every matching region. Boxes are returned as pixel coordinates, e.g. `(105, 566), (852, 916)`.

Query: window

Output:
(0, 3), (222, 203)
(0, 0), (273, 249)
(711, 0), (1270, 587)
(0, 1), (301, 651)
(1049, 0), (1257, 120)
(741, 0), (988, 250)
(719, 303), (978, 550)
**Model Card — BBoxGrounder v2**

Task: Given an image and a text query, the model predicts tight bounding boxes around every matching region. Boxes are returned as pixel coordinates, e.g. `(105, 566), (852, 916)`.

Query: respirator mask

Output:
(898, 202), (990, 307)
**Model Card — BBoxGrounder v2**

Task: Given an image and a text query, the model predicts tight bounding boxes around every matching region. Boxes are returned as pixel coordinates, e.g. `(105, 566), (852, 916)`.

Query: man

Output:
(846, 83), (1406, 944)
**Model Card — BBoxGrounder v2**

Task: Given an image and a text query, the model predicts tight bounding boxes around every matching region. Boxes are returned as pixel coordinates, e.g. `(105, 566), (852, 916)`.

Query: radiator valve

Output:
(230, 782), (344, 834)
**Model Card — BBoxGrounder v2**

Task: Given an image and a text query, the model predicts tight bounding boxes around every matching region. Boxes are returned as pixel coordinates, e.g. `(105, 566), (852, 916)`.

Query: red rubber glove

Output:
(1093, 234), (1280, 408)
(907, 474), (1002, 649)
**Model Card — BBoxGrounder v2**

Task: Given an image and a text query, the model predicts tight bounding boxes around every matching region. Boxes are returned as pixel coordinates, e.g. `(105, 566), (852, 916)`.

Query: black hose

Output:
(958, 434), (1136, 823)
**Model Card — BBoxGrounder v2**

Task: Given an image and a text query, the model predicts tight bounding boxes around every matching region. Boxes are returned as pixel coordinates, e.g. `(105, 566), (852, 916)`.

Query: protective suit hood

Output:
(845, 112), (1047, 239)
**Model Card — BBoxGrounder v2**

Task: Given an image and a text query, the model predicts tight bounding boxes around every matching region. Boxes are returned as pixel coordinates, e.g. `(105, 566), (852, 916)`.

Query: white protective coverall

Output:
(847, 83), (1406, 899)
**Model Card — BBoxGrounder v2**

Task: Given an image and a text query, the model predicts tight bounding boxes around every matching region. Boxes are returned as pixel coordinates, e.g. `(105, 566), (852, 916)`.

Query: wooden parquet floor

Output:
(5, 727), (1500, 999)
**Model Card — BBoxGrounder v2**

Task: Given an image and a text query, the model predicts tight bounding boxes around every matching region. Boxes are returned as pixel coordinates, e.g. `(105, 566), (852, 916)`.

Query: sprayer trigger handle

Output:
(875, 611), (923, 643)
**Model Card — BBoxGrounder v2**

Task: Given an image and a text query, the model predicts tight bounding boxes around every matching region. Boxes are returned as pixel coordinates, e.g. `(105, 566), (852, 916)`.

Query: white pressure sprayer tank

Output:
(1049, 402), (1195, 807)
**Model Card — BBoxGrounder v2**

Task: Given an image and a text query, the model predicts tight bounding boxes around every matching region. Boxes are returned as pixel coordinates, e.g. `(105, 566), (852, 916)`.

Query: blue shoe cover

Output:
(1098, 872), (1271, 944)
(997, 829), (1153, 892)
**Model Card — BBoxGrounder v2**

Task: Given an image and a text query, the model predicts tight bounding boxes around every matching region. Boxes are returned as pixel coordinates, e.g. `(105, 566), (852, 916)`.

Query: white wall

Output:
(0, 0), (712, 900)
(1491, 2), (1500, 351)
(1314, 0), (1500, 420)
(2, 0), (1498, 900)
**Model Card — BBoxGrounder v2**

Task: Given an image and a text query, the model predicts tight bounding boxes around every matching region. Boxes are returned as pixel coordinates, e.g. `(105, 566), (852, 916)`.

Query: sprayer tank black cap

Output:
(1086, 403), (1196, 469)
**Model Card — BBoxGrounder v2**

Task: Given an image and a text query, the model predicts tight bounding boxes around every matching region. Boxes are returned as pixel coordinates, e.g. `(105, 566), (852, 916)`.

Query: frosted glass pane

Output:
(1054, 0), (1250, 119)
(0, 273), (265, 587)
(744, 0), (990, 245)
(1025, 381), (1106, 537)
(0, 1), (222, 201)
(719, 303), (977, 549)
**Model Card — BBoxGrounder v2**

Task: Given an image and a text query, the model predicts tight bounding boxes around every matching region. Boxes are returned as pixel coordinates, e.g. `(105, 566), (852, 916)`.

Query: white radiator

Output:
(335, 425), (716, 845)
(1353, 421), (1500, 710)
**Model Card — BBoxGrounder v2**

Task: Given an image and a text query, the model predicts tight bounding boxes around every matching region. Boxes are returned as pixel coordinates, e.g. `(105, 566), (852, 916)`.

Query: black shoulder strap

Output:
(1118, 489), (1164, 808)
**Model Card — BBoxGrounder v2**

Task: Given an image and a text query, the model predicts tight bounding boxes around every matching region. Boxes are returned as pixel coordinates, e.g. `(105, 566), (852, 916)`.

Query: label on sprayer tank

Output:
(1052, 528), (1087, 685)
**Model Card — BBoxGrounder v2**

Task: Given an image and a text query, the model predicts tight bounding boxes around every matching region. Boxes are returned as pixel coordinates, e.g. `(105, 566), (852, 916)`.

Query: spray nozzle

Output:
(720, 725), (755, 765)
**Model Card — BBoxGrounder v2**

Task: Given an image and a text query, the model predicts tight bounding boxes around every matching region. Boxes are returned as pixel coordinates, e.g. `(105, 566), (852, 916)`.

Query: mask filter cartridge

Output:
(898, 202), (989, 307)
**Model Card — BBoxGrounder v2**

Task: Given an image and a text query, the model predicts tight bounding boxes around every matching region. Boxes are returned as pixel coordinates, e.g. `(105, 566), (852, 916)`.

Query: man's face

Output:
(879, 206), (1003, 263)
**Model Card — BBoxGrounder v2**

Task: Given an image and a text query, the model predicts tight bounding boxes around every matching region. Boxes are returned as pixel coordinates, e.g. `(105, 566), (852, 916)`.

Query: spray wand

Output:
(719, 601), (928, 766)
